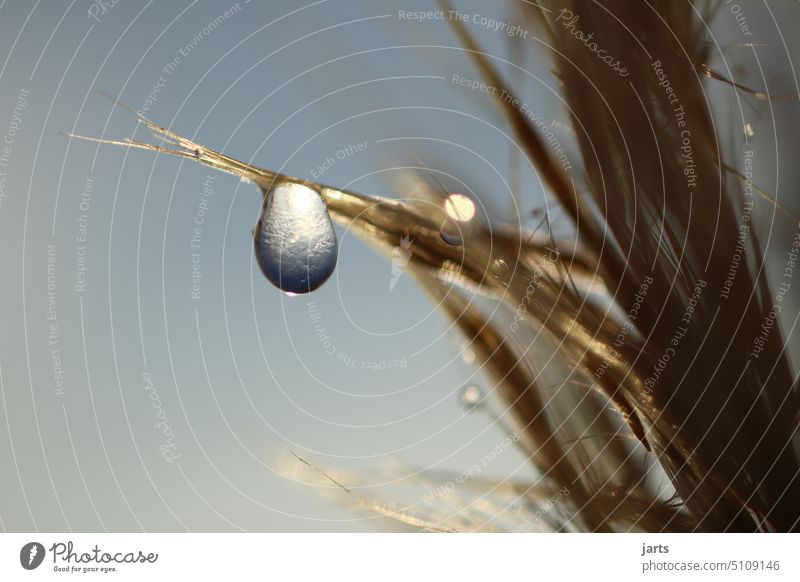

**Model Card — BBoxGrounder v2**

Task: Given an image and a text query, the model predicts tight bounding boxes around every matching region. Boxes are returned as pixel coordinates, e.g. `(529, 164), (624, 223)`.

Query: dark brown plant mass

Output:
(451, 0), (800, 531)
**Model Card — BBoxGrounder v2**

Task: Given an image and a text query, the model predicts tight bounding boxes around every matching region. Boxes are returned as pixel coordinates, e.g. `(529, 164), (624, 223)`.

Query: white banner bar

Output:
(1, 533), (797, 581)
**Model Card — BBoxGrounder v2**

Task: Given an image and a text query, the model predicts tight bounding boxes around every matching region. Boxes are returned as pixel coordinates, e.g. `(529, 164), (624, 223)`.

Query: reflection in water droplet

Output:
(254, 182), (338, 294)
(460, 385), (483, 410)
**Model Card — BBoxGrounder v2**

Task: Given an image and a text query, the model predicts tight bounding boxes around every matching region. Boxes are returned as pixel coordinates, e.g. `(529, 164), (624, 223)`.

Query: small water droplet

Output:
(444, 193), (476, 222)
(460, 385), (482, 410)
(254, 182), (338, 294)
(440, 230), (462, 246)
(462, 348), (476, 365)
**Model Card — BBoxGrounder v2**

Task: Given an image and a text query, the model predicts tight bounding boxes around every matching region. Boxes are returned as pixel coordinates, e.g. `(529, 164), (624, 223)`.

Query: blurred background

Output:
(0, 0), (798, 531)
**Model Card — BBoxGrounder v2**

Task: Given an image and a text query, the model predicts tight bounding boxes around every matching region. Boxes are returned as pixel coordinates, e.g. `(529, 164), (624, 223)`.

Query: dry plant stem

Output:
(414, 275), (609, 531)
(437, 0), (654, 443)
(70, 90), (692, 531)
(67, 115), (649, 530)
(289, 452), (457, 533)
(437, 0), (613, 270)
(68, 111), (649, 449)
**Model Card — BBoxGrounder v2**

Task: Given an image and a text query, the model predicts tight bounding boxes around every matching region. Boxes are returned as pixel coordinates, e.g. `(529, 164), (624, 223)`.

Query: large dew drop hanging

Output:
(253, 182), (338, 294)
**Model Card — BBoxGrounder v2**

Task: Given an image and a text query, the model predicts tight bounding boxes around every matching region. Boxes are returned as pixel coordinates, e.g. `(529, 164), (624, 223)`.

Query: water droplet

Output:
(444, 193), (476, 222)
(440, 230), (462, 246)
(254, 182), (338, 294)
(439, 194), (473, 246)
(460, 385), (483, 410)
(462, 348), (476, 365)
